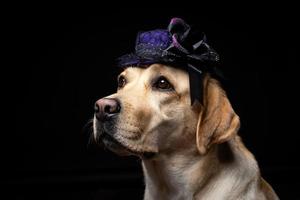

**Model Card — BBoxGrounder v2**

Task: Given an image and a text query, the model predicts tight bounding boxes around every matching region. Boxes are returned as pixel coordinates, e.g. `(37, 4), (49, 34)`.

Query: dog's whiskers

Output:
(83, 118), (103, 148)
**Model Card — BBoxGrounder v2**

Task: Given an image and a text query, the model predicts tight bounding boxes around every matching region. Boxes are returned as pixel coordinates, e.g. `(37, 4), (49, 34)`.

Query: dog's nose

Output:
(94, 98), (121, 121)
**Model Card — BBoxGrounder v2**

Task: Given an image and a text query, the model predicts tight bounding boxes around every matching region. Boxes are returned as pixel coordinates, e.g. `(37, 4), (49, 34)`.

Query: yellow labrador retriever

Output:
(93, 64), (279, 200)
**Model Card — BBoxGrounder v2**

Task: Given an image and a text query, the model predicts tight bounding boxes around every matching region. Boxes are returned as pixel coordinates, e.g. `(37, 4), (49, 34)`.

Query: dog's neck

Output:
(141, 136), (259, 200)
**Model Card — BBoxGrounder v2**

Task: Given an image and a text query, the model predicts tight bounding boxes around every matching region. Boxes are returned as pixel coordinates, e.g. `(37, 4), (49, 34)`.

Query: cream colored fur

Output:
(94, 64), (279, 200)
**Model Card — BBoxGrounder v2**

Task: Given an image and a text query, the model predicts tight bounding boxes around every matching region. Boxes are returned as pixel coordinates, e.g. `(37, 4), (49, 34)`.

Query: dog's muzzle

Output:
(94, 97), (121, 139)
(93, 97), (130, 154)
(93, 97), (157, 158)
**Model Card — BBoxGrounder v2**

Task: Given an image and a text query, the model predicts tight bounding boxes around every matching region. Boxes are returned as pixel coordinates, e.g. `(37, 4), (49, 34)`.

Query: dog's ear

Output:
(196, 76), (240, 155)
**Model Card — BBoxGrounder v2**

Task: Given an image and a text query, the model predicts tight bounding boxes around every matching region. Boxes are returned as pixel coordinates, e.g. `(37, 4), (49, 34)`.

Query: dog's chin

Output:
(100, 132), (156, 159)
(94, 120), (157, 158)
(101, 133), (133, 156)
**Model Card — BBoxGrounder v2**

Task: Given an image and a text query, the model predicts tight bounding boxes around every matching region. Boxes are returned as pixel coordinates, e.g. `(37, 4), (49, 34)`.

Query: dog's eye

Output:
(153, 76), (174, 91)
(118, 75), (126, 89)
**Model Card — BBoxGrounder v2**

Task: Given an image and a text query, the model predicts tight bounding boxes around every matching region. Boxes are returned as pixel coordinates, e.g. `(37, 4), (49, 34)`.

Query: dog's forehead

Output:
(122, 64), (188, 80)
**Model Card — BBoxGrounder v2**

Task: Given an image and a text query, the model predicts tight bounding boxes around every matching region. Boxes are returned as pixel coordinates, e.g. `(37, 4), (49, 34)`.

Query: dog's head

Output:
(93, 64), (240, 158)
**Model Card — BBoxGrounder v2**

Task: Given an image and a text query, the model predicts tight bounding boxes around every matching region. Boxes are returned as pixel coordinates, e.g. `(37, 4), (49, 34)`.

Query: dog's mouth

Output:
(100, 132), (156, 159)
(100, 131), (134, 156)
(93, 118), (157, 158)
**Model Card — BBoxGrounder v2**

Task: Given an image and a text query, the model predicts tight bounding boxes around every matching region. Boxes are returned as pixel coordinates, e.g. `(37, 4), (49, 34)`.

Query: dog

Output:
(92, 63), (279, 199)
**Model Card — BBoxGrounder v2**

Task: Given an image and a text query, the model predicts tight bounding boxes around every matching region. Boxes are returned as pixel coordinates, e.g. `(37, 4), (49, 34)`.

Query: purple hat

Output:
(117, 18), (220, 104)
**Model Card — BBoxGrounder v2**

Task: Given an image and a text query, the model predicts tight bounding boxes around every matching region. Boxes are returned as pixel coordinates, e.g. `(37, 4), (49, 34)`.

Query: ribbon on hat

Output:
(163, 18), (220, 104)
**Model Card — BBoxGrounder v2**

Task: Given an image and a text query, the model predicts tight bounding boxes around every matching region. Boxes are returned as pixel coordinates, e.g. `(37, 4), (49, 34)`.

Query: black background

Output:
(4, 5), (299, 200)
